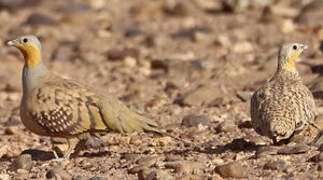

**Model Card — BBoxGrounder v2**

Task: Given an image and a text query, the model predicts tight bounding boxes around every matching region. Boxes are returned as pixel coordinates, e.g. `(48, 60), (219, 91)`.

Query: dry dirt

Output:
(0, 0), (323, 179)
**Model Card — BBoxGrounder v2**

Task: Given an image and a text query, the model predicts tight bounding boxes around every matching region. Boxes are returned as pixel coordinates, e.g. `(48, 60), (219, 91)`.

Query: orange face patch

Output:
(283, 49), (302, 72)
(16, 42), (41, 68)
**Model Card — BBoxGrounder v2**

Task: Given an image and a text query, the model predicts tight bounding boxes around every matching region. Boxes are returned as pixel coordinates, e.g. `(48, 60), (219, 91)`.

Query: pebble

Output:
(25, 13), (57, 26)
(123, 57), (137, 68)
(0, 174), (10, 180)
(296, 0), (323, 27)
(310, 152), (323, 162)
(73, 175), (88, 180)
(46, 168), (71, 180)
(51, 41), (78, 61)
(263, 160), (289, 171)
(12, 154), (32, 171)
(181, 115), (211, 127)
(232, 41), (253, 53)
(107, 48), (140, 61)
(215, 161), (247, 178)
(4, 126), (19, 135)
(255, 146), (279, 158)
(138, 168), (173, 180)
(280, 19), (295, 33)
(137, 156), (159, 168)
(214, 34), (230, 47)
(277, 143), (309, 155)
(216, 120), (236, 133)
(88, 177), (106, 180)
(165, 160), (204, 175)
(178, 86), (223, 106)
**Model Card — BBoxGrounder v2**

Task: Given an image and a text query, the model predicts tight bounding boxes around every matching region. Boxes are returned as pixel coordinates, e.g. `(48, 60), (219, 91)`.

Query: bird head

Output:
(277, 43), (307, 73)
(7, 35), (42, 68)
(270, 123), (294, 144)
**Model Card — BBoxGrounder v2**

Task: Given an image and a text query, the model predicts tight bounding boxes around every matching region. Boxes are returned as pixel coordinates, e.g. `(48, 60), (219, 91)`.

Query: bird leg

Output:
(51, 138), (78, 161)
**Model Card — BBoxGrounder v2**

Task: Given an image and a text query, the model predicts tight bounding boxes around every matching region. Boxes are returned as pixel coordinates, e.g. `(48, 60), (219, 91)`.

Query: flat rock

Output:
(263, 160), (289, 171)
(138, 168), (174, 180)
(177, 86), (224, 106)
(88, 177), (106, 180)
(277, 144), (310, 155)
(46, 168), (71, 180)
(216, 120), (236, 133)
(181, 114), (211, 127)
(215, 161), (247, 178)
(12, 154), (32, 171)
(165, 160), (204, 175)
(24, 13), (57, 26)
(296, 0), (323, 27)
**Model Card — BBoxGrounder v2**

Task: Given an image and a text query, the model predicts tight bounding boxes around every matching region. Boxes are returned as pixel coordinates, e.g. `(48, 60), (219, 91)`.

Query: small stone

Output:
(214, 34), (230, 47)
(192, 32), (209, 42)
(263, 160), (289, 171)
(4, 83), (21, 92)
(129, 136), (142, 145)
(73, 175), (88, 180)
(163, 1), (191, 17)
(310, 152), (323, 162)
(46, 168), (70, 180)
(88, 177), (106, 180)
(232, 41), (253, 53)
(156, 136), (173, 146)
(138, 168), (173, 180)
(12, 154), (32, 171)
(16, 169), (29, 179)
(171, 27), (212, 40)
(178, 86), (224, 106)
(124, 57), (137, 68)
(181, 115), (211, 127)
(165, 160), (204, 175)
(215, 161), (247, 178)
(248, 136), (266, 145)
(107, 48), (140, 61)
(51, 41), (78, 61)
(178, 175), (207, 180)
(0, 174), (10, 180)
(255, 146), (279, 158)
(4, 126), (18, 135)
(296, 0), (323, 27)
(25, 13), (57, 26)
(277, 144), (309, 155)
(216, 120), (236, 133)
(107, 49), (125, 61)
(281, 19), (295, 34)
(137, 156), (158, 168)
(236, 91), (253, 102)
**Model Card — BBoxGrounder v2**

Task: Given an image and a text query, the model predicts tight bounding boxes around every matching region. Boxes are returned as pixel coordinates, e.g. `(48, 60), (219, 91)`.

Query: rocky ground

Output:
(1, 0), (323, 179)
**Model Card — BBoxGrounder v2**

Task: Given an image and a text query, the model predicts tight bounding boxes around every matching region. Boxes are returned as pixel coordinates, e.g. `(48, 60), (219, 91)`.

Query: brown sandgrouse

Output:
(7, 35), (169, 159)
(250, 43), (316, 144)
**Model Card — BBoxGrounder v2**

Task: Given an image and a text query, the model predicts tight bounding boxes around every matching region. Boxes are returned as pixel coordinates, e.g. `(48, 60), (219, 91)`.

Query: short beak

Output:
(302, 44), (308, 50)
(7, 40), (17, 46)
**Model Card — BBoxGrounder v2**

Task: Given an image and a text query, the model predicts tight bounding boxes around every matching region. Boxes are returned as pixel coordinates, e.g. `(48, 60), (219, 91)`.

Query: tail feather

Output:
(101, 98), (193, 146)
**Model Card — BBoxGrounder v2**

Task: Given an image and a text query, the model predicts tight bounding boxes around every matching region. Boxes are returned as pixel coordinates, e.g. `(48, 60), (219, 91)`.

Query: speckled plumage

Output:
(251, 43), (316, 143)
(8, 35), (167, 159)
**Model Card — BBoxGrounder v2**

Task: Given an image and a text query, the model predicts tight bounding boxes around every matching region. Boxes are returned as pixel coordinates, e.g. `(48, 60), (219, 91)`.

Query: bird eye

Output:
(23, 38), (28, 43)
(292, 45), (297, 50)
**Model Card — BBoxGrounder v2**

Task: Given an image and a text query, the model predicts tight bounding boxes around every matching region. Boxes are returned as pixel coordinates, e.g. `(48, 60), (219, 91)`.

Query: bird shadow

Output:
(21, 149), (56, 161)
(195, 138), (260, 155)
(0, 149), (55, 163)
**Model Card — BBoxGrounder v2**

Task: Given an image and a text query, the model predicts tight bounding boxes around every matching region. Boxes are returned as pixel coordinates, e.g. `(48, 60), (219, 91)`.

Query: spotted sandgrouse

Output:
(7, 35), (170, 159)
(250, 43), (316, 144)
